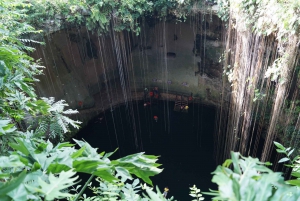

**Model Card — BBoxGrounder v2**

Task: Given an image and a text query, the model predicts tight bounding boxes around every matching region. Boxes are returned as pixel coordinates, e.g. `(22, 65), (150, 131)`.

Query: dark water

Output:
(75, 100), (217, 200)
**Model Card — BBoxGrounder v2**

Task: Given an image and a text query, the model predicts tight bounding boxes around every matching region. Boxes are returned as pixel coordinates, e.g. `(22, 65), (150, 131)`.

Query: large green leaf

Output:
(0, 119), (17, 136)
(278, 157), (289, 163)
(93, 169), (117, 182)
(0, 155), (25, 168)
(274, 141), (285, 150)
(291, 171), (300, 178)
(47, 163), (71, 173)
(6, 182), (27, 201)
(36, 169), (78, 200)
(71, 146), (86, 159)
(255, 173), (281, 200)
(0, 171), (26, 195)
(115, 166), (133, 181)
(8, 138), (30, 156)
(73, 159), (104, 173)
(231, 152), (241, 174)
(128, 167), (159, 186)
(57, 142), (75, 149)
(73, 139), (99, 158)
(286, 179), (300, 186)
(207, 151), (300, 201)
(31, 152), (56, 171)
(114, 153), (162, 185)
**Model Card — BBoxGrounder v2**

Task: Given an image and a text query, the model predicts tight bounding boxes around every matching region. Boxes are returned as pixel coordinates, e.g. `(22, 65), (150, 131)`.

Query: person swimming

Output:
(163, 187), (169, 198)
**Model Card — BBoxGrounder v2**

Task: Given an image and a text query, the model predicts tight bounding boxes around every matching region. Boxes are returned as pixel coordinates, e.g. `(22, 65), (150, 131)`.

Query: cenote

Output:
(75, 100), (217, 200)
(4, 0), (300, 200)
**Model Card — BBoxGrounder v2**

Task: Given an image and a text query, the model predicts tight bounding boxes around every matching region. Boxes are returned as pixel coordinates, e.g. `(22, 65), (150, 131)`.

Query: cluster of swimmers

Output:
(181, 105), (189, 110)
(145, 87), (159, 99)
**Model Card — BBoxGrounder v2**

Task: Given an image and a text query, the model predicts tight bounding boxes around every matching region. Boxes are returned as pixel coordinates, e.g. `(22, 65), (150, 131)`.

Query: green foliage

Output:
(253, 89), (266, 102)
(79, 177), (175, 201)
(274, 141), (300, 187)
(34, 97), (81, 141)
(25, 0), (197, 34)
(27, 169), (79, 201)
(189, 185), (204, 201)
(280, 100), (300, 148)
(0, 0), (51, 154)
(0, 0), (84, 152)
(0, 1), (43, 94)
(215, 0), (229, 21)
(205, 151), (300, 201)
(5, 1), (300, 201)
(216, 0), (300, 42)
(217, 0), (300, 95)
(0, 137), (163, 200)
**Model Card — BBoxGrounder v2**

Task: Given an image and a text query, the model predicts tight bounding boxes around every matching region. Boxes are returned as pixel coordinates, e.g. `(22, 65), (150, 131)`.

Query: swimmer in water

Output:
(163, 187), (169, 198)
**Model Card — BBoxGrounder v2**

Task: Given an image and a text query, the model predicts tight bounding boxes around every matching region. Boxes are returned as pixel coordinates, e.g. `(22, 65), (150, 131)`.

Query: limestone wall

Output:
(32, 14), (227, 127)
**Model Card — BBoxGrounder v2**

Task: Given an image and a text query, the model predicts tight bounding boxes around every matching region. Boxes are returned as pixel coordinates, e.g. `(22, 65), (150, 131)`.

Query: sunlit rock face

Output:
(32, 14), (225, 126)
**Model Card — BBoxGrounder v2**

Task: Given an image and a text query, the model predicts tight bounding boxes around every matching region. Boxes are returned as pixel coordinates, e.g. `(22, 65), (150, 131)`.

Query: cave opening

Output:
(75, 100), (217, 200)
(4, 0), (300, 200)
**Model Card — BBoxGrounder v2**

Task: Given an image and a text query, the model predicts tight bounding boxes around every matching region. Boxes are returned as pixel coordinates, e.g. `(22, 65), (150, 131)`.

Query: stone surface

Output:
(32, 15), (227, 126)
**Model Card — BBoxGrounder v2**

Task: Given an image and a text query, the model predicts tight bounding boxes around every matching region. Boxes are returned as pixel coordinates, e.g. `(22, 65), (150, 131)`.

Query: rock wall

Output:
(32, 14), (227, 128)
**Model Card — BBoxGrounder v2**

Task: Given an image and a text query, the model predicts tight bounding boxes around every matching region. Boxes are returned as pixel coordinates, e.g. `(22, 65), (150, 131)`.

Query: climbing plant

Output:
(215, 0), (300, 165)
(216, 0), (300, 41)
(25, 0), (200, 34)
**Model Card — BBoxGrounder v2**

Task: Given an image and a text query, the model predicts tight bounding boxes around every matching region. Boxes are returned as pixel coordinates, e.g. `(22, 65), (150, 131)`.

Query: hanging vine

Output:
(216, 0), (300, 164)
(25, 0), (202, 34)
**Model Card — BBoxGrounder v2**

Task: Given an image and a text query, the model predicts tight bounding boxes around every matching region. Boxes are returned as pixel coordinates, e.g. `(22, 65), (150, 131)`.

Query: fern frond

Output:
(19, 38), (45, 45)
(49, 100), (68, 113)
(41, 97), (55, 105)
(55, 115), (68, 134)
(49, 121), (63, 140)
(34, 98), (81, 141)
(62, 109), (79, 115)
(35, 116), (50, 136)
(61, 116), (81, 129)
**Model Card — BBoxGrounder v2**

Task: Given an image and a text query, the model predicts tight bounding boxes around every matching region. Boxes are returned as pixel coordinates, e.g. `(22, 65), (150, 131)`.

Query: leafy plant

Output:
(34, 97), (81, 141)
(25, 0), (198, 35)
(0, 137), (163, 201)
(0, 0), (52, 154)
(205, 151), (300, 201)
(253, 89), (266, 102)
(27, 169), (79, 201)
(216, 0), (300, 42)
(82, 177), (176, 201)
(189, 185), (204, 201)
(274, 141), (300, 187)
